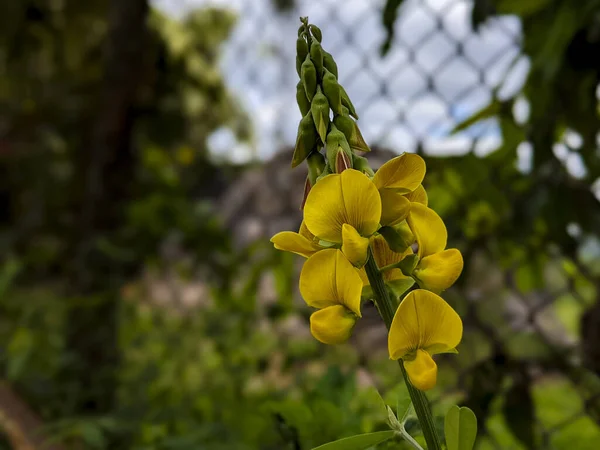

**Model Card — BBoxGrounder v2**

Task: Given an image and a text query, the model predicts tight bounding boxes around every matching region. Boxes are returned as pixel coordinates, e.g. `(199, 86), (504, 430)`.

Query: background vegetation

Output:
(1, 0), (600, 448)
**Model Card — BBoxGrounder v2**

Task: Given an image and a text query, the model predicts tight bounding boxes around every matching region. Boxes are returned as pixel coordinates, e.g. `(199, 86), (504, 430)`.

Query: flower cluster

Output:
(271, 19), (464, 392)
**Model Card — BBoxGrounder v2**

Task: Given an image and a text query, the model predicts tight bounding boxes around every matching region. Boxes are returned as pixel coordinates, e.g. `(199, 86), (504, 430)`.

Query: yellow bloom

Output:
(304, 169), (381, 266)
(271, 221), (323, 258)
(407, 203), (463, 292)
(299, 249), (363, 344)
(388, 289), (462, 390)
(373, 154), (426, 227)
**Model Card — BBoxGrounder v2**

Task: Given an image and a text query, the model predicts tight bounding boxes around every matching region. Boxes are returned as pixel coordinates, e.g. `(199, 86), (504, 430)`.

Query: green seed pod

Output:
(340, 85), (358, 119)
(353, 154), (374, 176)
(292, 112), (318, 168)
(296, 81), (310, 116)
(310, 41), (324, 77)
(322, 69), (342, 114)
(309, 24), (322, 42)
(325, 125), (352, 172)
(306, 150), (326, 185)
(333, 113), (371, 153)
(297, 35), (309, 61)
(323, 51), (338, 79)
(301, 55), (317, 101)
(310, 87), (330, 143)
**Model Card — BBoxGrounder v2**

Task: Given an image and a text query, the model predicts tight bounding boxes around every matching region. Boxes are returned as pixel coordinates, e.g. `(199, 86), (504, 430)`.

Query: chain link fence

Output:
(151, 0), (600, 448)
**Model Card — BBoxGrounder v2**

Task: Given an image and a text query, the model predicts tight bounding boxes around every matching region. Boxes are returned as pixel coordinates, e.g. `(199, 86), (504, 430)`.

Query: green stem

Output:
(364, 248), (443, 450)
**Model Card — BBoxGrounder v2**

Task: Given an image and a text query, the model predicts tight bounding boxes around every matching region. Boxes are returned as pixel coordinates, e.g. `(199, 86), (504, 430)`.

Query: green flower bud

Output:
(323, 51), (338, 79)
(307, 151), (326, 185)
(296, 81), (310, 116)
(353, 154), (374, 176)
(333, 113), (370, 153)
(309, 24), (322, 42)
(310, 41), (324, 77)
(301, 55), (317, 101)
(297, 35), (309, 62)
(325, 125), (353, 173)
(298, 24), (306, 36)
(378, 226), (410, 253)
(316, 162), (332, 182)
(340, 85), (358, 119)
(310, 87), (330, 143)
(292, 112), (318, 168)
(322, 69), (342, 115)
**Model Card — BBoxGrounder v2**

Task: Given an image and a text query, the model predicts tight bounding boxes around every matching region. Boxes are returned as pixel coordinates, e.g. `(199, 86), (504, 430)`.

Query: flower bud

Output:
(296, 81), (310, 116)
(310, 87), (330, 143)
(333, 111), (371, 153)
(323, 51), (338, 79)
(340, 85), (358, 119)
(307, 151), (326, 185)
(316, 162), (332, 182)
(296, 35), (309, 61)
(298, 24), (306, 36)
(310, 40), (324, 77)
(353, 154), (374, 177)
(309, 24), (322, 42)
(322, 69), (342, 115)
(325, 126), (352, 173)
(301, 55), (317, 101)
(292, 112), (318, 168)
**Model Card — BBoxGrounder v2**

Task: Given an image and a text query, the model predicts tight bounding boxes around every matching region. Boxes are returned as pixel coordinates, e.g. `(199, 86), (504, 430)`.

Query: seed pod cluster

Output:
(293, 18), (370, 195)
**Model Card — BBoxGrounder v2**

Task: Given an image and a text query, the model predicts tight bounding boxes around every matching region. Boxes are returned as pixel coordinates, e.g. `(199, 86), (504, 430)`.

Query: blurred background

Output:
(1, 0), (600, 448)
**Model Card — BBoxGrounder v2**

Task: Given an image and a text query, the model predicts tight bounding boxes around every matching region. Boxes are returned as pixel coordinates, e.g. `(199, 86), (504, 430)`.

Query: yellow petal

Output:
(370, 235), (413, 282)
(388, 289), (462, 360)
(341, 224), (370, 267)
(304, 170), (381, 243)
(299, 249), (363, 316)
(407, 203), (447, 258)
(373, 153), (426, 193)
(379, 189), (412, 227)
(271, 231), (321, 258)
(405, 184), (428, 206)
(403, 349), (437, 391)
(414, 248), (464, 293)
(310, 305), (358, 345)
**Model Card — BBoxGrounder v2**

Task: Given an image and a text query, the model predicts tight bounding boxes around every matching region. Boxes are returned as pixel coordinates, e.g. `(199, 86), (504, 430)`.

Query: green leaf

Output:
(311, 430), (395, 450)
(396, 384), (412, 423)
(387, 278), (415, 299)
(387, 405), (402, 431)
(445, 406), (478, 450)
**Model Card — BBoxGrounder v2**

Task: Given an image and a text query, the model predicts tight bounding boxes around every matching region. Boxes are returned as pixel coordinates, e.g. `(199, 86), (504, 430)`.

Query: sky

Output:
(153, 0), (531, 163)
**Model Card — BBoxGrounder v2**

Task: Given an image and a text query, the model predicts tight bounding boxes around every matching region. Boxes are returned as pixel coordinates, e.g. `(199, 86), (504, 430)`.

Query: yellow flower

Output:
(388, 289), (462, 390)
(299, 249), (363, 344)
(372, 153), (426, 227)
(304, 169), (381, 267)
(271, 221), (323, 258)
(407, 203), (463, 293)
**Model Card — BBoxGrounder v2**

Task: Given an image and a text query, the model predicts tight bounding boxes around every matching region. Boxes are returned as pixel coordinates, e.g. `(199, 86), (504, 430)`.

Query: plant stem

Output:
(364, 248), (443, 450)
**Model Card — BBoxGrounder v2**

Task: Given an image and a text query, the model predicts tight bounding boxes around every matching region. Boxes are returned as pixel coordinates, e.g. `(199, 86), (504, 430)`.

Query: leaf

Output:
(450, 100), (501, 134)
(396, 383), (412, 423)
(387, 405), (402, 431)
(380, 0), (406, 55)
(445, 406), (478, 450)
(387, 278), (415, 299)
(311, 430), (395, 450)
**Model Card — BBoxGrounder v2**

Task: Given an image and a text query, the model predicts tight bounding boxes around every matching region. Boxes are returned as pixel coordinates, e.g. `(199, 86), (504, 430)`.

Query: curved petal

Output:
(299, 249), (363, 316)
(403, 349), (437, 391)
(414, 248), (464, 293)
(341, 224), (370, 267)
(310, 305), (358, 345)
(407, 203), (447, 258)
(405, 184), (428, 206)
(379, 189), (412, 227)
(304, 170), (381, 243)
(373, 153), (426, 193)
(271, 231), (321, 258)
(388, 289), (462, 360)
(371, 235), (413, 282)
